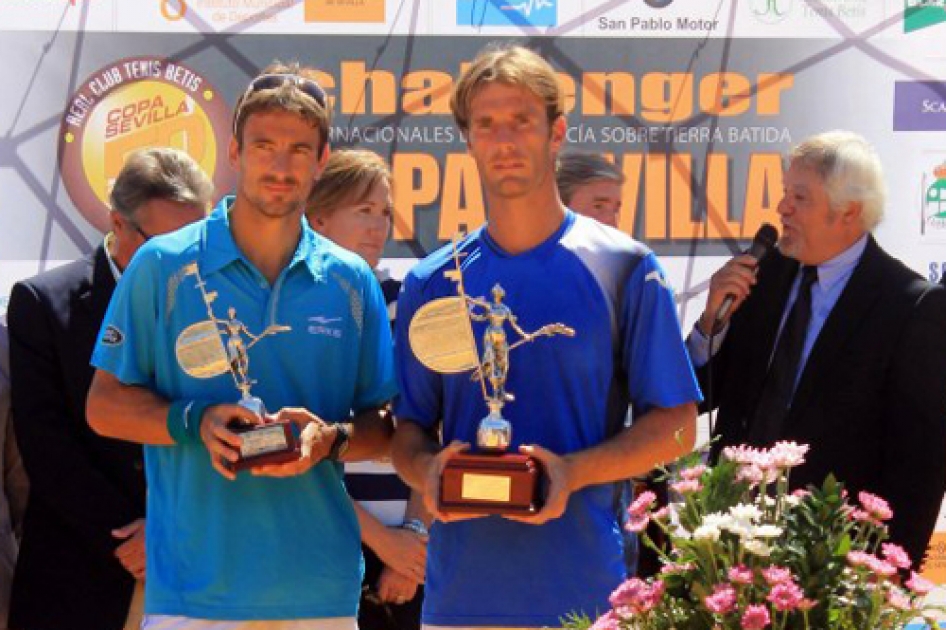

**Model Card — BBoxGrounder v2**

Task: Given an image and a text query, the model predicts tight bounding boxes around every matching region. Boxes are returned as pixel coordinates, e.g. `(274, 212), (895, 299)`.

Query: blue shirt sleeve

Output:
(352, 266), (398, 413)
(621, 252), (703, 414)
(392, 272), (442, 429)
(90, 248), (162, 386)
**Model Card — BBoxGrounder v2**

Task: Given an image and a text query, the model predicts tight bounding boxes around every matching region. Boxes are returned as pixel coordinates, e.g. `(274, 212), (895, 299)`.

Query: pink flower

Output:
(761, 565), (793, 585)
(767, 580), (805, 611)
(769, 441), (809, 468)
(907, 572), (935, 596)
(609, 578), (664, 615)
(791, 489), (811, 499)
(866, 556), (897, 578)
(858, 491), (893, 521)
(847, 551), (897, 577)
(628, 491), (656, 517)
(723, 445), (761, 465)
(886, 586), (914, 611)
(670, 479), (702, 494)
(737, 465), (764, 485)
(679, 464), (707, 481)
(797, 598), (818, 612)
(625, 512), (650, 534)
(736, 464), (778, 485)
(849, 508), (882, 527)
(881, 543), (912, 570)
(741, 604), (771, 629)
(704, 583), (737, 615)
(660, 562), (694, 574)
(645, 580), (666, 607)
(846, 550), (872, 568)
(609, 578), (646, 608)
(590, 610), (622, 630)
(728, 564), (754, 585)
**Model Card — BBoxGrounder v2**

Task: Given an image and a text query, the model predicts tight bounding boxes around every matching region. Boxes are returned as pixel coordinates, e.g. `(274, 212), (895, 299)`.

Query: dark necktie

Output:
(747, 265), (818, 446)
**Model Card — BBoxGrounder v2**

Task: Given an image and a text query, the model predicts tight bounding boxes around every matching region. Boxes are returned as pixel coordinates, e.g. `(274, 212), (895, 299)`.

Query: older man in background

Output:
(8, 147), (211, 630)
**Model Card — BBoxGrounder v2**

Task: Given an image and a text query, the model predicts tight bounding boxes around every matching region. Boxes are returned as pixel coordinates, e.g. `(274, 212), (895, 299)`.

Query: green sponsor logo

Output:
(905, 0), (946, 33)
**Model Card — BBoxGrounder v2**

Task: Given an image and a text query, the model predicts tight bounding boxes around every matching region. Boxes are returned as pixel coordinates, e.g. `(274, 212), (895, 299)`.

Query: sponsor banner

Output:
(583, 0), (725, 38)
(731, 0), (885, 37)
(894, 81), (946, 131)
(114, 0), (423, 35)
(305, 0), (385, 23)
(0, 0), (116, 32)
(918, 153), (946, 243)
(904, 0), (946, 32)
(115, 0), (296, 34)
(0, 30), (937, 301)
(455, 0), (557, 27)
(4, 33), (871, 265)
(58, 56), (234, 232)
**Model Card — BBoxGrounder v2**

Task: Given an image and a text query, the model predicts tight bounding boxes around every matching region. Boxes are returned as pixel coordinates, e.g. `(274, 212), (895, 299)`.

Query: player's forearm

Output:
(87, 369), (175, 445)
(352, 501), (389, 550)
(564, 402), (696, 491)
(391, 421), (439, 492)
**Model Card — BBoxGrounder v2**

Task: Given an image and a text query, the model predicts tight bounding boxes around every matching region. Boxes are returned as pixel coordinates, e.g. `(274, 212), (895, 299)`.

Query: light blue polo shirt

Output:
(92, 197), (397, 620)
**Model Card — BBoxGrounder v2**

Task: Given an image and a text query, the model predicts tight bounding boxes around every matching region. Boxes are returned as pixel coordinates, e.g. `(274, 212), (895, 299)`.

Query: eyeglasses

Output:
(232, 73), (328, 135)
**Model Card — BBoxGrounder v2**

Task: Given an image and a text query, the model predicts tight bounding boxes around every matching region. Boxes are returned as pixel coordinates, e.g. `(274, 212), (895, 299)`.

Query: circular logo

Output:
(644, 0), (674, 7)
(59, 57), (233, 232)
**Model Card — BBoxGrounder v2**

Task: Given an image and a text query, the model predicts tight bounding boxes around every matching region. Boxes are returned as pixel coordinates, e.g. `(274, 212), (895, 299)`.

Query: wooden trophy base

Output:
(224, 421), (300, 472)
(440, 452), (544, 515)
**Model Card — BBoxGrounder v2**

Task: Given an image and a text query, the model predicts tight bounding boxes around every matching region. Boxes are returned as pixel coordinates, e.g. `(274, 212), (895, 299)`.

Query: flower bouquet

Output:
(574, 442), (942, 630)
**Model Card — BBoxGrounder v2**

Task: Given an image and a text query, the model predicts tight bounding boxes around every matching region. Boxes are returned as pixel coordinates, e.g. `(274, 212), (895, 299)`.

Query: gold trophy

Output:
(174, 263), (297, 471)
(408, 241), (574, 515)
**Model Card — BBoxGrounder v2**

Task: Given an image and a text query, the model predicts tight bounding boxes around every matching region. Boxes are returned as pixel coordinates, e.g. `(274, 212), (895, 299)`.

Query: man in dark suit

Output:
(690, 130), (946, 567)
(7, 148), (211, 630)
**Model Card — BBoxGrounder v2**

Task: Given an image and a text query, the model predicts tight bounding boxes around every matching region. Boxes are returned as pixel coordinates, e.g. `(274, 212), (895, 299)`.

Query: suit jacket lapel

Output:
(80, 244), (117, 325)
(787, 236), (884, 422)
(744, 251), (798, 399)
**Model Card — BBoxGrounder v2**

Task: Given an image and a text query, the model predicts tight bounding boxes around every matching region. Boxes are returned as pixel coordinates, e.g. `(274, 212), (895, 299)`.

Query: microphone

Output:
(715, 223), (779, 324)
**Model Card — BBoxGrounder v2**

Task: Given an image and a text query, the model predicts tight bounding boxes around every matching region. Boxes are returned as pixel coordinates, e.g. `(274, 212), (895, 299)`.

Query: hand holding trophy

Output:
(174, 263), (299, 472)
(408, 241), (574, 516)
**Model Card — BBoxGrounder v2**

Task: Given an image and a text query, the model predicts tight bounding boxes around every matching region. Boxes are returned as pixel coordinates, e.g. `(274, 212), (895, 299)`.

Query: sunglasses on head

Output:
(232, 73), (328, 135)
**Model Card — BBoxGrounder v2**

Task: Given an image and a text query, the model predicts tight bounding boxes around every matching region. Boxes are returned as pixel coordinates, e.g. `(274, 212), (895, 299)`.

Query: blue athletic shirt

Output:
(91, 198), (397, 620)
(393, 210), (702, 627)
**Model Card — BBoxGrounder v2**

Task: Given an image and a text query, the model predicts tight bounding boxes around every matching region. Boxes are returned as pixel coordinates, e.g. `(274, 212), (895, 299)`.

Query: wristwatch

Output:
(401, 518), (428, 537)
(328, 423), (351, 461)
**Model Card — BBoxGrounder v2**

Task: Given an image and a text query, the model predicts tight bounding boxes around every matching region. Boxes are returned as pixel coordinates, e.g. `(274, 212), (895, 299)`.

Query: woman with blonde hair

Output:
(307, 148), (428, 630)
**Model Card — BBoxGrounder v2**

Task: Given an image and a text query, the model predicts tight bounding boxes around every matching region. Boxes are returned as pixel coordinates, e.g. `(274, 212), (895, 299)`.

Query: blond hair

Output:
(307, 149), (391, 220)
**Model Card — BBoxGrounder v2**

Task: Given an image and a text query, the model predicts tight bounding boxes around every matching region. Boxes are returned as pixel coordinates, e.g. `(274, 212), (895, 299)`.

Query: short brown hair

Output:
(232, 61), (331, 155)
(556, 152), (625, 205)
(451, 44), (565, 134)
(306, 149), (391, 221)
(110, 147), (213, 221)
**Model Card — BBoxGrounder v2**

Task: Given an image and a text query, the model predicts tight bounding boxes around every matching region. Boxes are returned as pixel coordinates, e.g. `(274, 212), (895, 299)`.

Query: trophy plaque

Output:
(175, 263), (299, 472)
(408, 242), (574, 515)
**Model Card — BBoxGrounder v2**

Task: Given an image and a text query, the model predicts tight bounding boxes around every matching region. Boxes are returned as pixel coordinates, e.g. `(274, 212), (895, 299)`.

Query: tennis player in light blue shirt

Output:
(87, 65), (396, 628)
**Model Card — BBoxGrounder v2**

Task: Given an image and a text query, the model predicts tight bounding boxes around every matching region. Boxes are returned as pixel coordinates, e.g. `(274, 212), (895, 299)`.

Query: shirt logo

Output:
(645, 270), (674, 292)
(102, 325), (125, 346)
(308, 315), (344, 339)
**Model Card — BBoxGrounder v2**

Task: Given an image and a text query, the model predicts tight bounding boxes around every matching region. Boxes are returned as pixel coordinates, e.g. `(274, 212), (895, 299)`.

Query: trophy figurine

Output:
(408, 241), (574, 515)
(174, 263), (297, 472)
